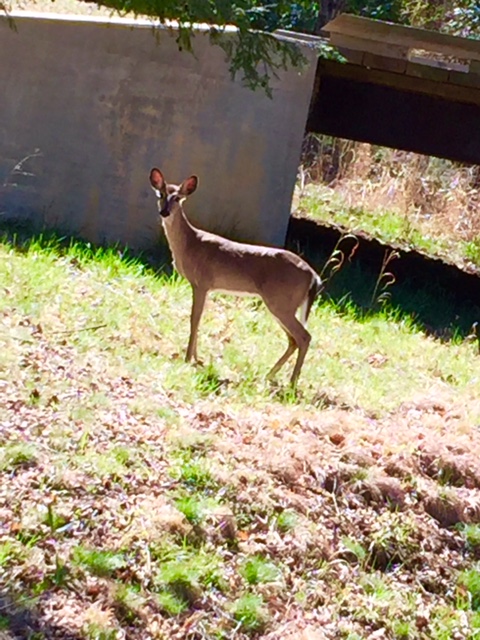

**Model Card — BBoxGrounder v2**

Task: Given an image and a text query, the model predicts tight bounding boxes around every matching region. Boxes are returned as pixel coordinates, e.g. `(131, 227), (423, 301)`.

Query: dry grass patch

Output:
(297, 137), (480, 271)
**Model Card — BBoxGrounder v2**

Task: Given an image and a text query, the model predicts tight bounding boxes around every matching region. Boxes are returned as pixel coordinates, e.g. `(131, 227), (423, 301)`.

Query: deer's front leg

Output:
(186, 286), (207, 363)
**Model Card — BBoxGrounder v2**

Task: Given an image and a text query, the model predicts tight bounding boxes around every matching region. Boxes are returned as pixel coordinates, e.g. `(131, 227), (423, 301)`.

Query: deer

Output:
(149, 168), (323, 386)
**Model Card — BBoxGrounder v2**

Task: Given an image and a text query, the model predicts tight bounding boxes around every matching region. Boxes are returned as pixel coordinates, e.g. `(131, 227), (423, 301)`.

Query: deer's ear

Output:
(149, 168), (165, 191)
(179, 175), (198, 197)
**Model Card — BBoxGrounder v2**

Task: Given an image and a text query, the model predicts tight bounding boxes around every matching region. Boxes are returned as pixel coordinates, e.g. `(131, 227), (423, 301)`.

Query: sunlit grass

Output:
(1, 234), (480, 417)
(297, 183), (480, 268)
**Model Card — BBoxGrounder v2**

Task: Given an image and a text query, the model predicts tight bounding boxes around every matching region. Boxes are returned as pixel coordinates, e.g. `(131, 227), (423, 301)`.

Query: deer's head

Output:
(149, 168), (198, 218)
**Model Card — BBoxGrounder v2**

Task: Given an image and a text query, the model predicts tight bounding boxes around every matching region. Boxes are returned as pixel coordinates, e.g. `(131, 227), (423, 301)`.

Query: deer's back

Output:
(182, 230), (316, 302)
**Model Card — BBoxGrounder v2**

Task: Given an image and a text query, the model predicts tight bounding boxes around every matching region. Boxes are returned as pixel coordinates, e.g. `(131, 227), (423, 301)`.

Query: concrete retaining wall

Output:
(0, 12), (317, 249)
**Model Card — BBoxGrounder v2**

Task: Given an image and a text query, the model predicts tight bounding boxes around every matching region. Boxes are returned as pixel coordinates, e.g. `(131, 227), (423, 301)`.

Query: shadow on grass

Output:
(287, 218), (480, 343)
(2, 217), (480, 345)
(0, 589), (83, 640)
(0, 217), (173, 278)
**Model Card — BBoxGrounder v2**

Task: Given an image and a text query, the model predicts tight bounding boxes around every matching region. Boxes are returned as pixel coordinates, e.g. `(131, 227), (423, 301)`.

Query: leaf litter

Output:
(1, 309), (480, 639)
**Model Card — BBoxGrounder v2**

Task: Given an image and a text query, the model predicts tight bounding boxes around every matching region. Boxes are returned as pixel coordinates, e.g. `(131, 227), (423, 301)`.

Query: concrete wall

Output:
(0, 12), (317, 249)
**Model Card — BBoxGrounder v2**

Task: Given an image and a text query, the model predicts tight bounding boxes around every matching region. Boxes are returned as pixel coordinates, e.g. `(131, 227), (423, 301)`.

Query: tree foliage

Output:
(97, 0), (479, 94)
(344, 0), (480, 38)
(99, 0), (320, 94)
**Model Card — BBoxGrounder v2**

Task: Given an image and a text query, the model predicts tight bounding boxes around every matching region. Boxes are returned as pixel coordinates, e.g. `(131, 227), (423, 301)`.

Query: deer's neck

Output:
(162, 206), (197, 277)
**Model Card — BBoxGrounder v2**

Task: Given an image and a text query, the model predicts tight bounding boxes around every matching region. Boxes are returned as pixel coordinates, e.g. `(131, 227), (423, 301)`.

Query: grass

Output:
(71, 547), (127, 577)
(297, 138), (480, 272)
(461, 524), (480, 555)
(297, 184), (480, 272)
(231, 593), (267, 632)
(2, 230), (480, 415)
(1, 229), (480, 638)
(458, 566), (480, 611)
(0, 442), (37, 471)
(240, 556), (282, 585)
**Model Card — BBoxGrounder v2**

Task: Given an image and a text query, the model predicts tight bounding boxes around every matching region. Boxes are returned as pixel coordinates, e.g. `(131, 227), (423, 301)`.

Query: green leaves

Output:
(98, 0), (314, 94)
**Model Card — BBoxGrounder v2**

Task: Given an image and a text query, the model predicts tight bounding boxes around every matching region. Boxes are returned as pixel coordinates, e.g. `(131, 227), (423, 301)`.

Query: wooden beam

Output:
(329, 33), (409, 59)
(320, 59), (480, 106)
(408, 55), (469, 73)
(326, 14), (480, 63)
(307, 72), (480, 165)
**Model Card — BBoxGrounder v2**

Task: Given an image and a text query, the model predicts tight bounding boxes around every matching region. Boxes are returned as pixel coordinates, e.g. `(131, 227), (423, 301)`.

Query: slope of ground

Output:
(1, 235), (480, 639)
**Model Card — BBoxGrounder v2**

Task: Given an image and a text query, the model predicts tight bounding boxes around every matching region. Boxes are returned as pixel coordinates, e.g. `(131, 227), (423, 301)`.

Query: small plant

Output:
(392, 619), (414, 638)
(428, 605), (470, 639)
(32, 554), (70, 594)
(174, 495), (204, 525)
(458, 567), (480, 611)
(155, 547), (223, 605)
(156, 405), (181, 425)
(361, 574), (393, 599)
(170, 430), (213, 455)
(76, 447), (135, 480)
(72, 546), (127, 577)
(0, 541), (19, 566)
(111, 446), (133, 466)
(465, 239), (480, 266)
(275, 509), (298, 533)
(114, 584), (146, 623)
(341, 536), (368, 565)
(170, 456), (217, 491)
(370, 249), (399, 309)
(83, 623), (118, 640)
(44, 502), (69, 533)
(367, 513), (419, 570)
(240, 555), (282, 585)
(319, 233), (359, 286)
(50, 555), (70, 589)
(460, 524), (480, 554)
(231, 593), (267, 632)
(0, 442), (37, 471)
(472, 611), (480, 629)
(155, 590), (188, 616)
(194, 363), (224, 396)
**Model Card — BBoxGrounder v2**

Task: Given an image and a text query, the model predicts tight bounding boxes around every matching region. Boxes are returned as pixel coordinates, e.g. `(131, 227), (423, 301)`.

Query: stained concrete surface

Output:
(0, 12), (318, 249)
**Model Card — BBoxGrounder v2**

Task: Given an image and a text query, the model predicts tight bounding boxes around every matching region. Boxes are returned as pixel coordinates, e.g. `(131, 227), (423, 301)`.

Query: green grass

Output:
(0, 442), (38, 471)
(458, 567), (480, 611)
(173, 494), (225, 526)
(275, 509), (298, 533)
(113, 584), (146, 623)
(240, 555), (282, 585)
(461, 524), (480, 554)
(297, 184), (480, 269)
(71, 546), (127, 577)
(155, 590), (189, 616)
(231, 593), (267, 632)
(2, 229), (480, 639)
(1, 231), (480, 417)
(153, 544), (224, 608)
(74, 445), (144, 481)
(83, 623), (119, 640)
(169, 456), (217, 490)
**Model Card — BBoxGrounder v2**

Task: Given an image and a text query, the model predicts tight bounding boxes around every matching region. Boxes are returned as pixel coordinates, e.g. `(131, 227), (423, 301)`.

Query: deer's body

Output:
(150, 168), (322, 386)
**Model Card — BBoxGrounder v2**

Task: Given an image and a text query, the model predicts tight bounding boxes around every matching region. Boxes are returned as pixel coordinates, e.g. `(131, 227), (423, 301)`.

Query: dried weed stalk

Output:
(370, 249), (399, 309)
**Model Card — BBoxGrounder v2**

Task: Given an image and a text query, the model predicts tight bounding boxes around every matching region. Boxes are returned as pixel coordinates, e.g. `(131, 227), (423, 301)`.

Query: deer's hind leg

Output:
(264, 301), (312, 386)
(267, 335), (297, 380)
